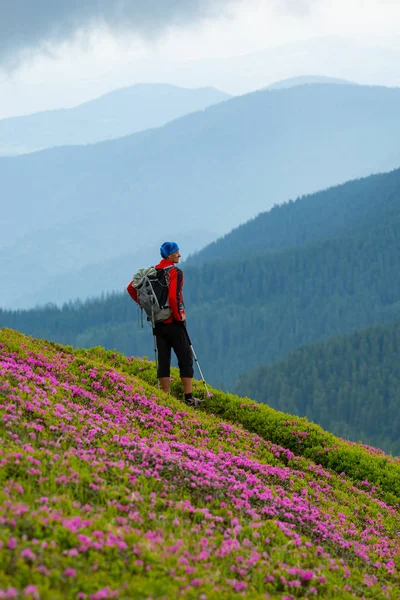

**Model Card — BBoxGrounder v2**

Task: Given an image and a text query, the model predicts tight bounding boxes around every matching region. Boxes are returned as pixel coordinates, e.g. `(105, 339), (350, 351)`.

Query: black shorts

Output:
(155, 321), (194, 379)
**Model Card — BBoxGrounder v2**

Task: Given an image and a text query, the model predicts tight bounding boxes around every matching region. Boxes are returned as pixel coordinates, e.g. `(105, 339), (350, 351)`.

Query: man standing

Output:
(127, 241), (203, 408)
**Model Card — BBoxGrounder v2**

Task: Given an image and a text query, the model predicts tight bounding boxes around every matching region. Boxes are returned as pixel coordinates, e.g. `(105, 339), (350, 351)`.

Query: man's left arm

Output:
(168, 268), (186, 321)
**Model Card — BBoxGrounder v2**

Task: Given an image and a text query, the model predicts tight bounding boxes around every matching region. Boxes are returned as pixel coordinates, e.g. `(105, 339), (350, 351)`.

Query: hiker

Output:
(127, 241), (203, 408)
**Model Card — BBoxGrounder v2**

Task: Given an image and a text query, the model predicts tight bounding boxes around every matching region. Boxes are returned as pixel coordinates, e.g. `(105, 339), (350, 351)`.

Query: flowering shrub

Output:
(87, 345), (400, 507)
(0, 329), (399, 599)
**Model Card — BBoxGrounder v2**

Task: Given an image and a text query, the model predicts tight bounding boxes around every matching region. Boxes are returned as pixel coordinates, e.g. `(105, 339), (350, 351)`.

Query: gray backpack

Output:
(132, 266), (174, 324)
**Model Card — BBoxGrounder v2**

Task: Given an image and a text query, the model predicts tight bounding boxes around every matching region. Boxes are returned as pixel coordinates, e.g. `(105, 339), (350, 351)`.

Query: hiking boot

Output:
(183, 396), (204, 408)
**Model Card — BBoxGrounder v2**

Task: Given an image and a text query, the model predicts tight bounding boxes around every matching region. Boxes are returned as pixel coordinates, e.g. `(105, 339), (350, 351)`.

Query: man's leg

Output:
(159, 378), (170, 393)
(155, 325), (172, 393)
(170, 323), (204, 406)
(181, 377), (192, 395)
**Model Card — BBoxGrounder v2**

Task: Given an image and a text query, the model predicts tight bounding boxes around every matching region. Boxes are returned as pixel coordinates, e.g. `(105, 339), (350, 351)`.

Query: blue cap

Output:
(160, 241), (179, 258)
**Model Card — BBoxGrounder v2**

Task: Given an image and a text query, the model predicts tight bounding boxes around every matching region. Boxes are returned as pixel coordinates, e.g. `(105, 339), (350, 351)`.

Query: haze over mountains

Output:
(0, 76), (353, 158)
(163, 35), (400, 94)
(0, 84), (230, 156)
(0, 76), (348, 157)
(2, 35), (399, 118)
(5, 230), (218, 309)
(2, 82), (400, 309)
(3, 165), (400, 391)
(177, 36), (400, 93)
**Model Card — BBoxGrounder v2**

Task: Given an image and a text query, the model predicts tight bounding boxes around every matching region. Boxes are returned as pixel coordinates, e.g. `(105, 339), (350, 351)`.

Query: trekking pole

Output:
(152, 328), (160, 390)
(151, 305), (160, 390)
(182, 325), (210, 397)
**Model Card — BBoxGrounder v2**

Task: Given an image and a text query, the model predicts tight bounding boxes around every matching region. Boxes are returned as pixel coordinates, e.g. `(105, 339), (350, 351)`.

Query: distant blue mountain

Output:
(2, 83), (400, 309)
(266, 75), (356, 89)
(0, 83), (231, 155)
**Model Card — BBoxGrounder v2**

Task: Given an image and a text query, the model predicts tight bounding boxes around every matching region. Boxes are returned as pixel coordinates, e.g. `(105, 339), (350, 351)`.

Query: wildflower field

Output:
(0, 328), (399, 599)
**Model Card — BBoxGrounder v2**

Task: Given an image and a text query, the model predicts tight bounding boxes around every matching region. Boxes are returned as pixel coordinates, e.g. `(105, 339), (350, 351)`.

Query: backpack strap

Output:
(157, 265), (175, 274)
(156, 264), (175, 286)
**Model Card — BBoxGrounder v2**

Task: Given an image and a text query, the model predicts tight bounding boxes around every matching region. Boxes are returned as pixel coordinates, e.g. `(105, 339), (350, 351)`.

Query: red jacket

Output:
(127, 259), (186, 324)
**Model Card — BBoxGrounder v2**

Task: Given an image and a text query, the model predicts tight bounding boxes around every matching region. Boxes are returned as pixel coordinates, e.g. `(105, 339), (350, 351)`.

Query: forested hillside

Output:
(235, 320), (400, 456)
(186, 167), (400, 265)
(2, 166), (400, 388)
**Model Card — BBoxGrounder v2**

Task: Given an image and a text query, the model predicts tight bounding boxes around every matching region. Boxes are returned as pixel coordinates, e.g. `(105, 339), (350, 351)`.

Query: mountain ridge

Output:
(0, 83), (231, 155)
(2, 83), (400, 309)
(265, 75), (356, 89)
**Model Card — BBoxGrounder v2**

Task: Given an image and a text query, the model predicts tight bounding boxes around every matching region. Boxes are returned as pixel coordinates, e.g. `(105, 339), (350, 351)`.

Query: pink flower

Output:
(24, 586), (39, 599)
(64, 568), (76, 577)
(301, 570), (314, 581)
(21, 548), (36, 561)
(91, 589), (113, 600)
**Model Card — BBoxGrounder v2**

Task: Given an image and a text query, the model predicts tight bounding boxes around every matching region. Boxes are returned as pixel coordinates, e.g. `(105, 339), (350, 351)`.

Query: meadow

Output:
(0, 328), (399, 599)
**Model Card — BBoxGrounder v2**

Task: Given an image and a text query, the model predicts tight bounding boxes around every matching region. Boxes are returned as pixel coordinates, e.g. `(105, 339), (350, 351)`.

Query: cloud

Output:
(279, 0), (316, 17)
(0, 0), (241, 67)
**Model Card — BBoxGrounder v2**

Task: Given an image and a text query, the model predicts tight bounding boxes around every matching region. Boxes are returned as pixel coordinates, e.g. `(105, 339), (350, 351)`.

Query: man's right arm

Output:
(126, 281), (139, 304)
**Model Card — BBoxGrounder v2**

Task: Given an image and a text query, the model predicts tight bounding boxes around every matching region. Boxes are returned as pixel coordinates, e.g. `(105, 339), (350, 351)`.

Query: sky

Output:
(0, 0), (399, 118)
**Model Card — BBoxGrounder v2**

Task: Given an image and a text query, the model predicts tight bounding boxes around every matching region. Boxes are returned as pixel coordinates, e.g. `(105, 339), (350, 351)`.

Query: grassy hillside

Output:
(235, 320), (400, 456)
(1, 328), (400, 598)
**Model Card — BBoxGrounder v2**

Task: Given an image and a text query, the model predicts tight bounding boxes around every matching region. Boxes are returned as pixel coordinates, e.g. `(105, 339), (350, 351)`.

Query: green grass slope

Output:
(1, 329), (400, 599)
(234, 320), (400, 456)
